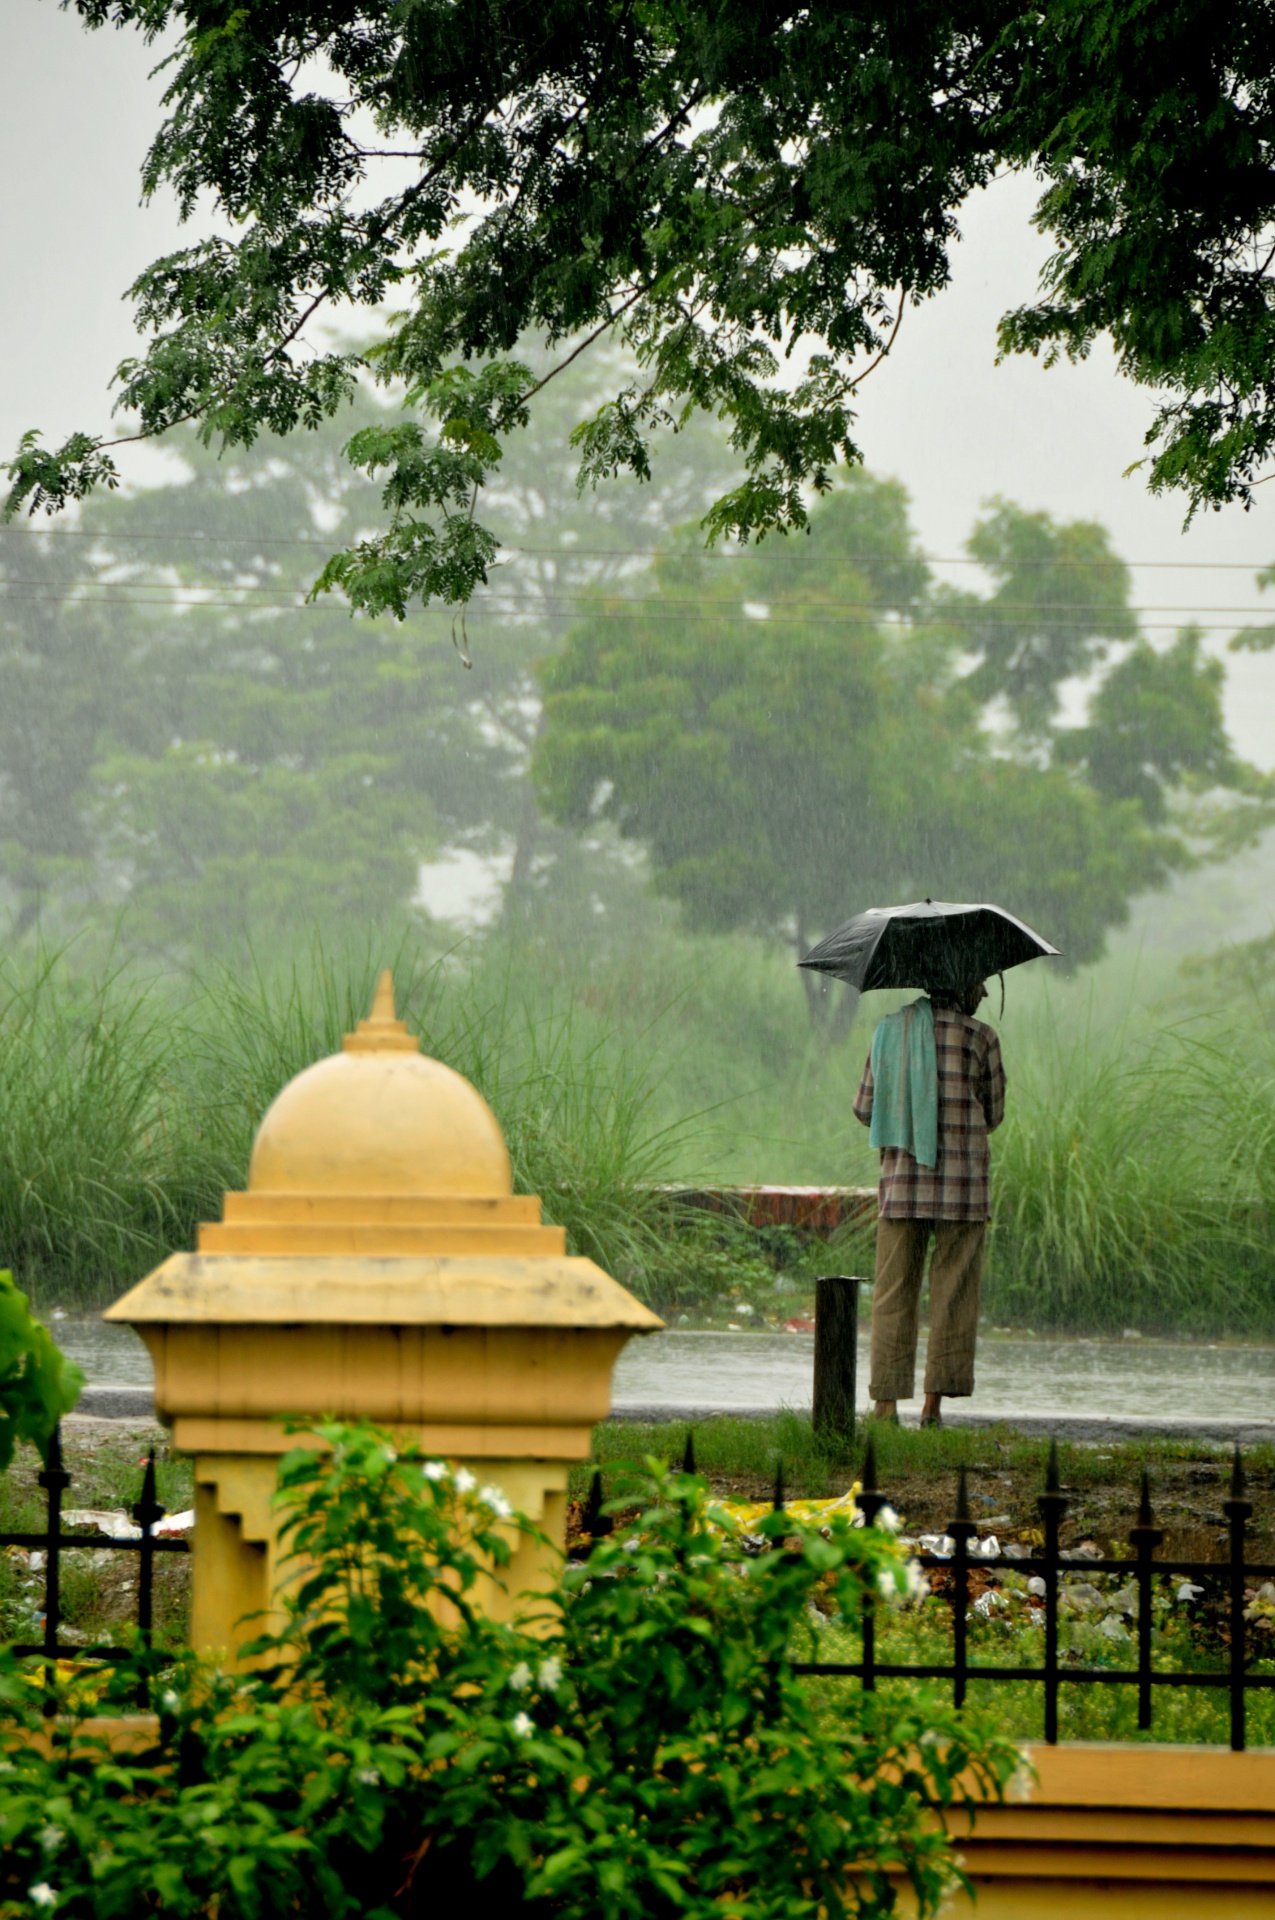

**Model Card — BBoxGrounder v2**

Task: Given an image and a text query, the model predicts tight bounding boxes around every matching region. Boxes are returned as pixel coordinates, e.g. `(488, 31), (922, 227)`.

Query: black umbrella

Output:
(798, 899), (1060, 995)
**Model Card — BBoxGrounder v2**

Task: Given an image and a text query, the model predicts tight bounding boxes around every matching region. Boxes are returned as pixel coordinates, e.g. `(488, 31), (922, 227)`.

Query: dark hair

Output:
(926, 981), (986, 1016)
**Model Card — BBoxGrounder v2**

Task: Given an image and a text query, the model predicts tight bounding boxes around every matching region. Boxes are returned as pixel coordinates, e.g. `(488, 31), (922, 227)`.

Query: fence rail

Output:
(0, 1423), (189, 1706)
(586, 1431), (1275, 1751)
(795, 1437), (1274, 1750)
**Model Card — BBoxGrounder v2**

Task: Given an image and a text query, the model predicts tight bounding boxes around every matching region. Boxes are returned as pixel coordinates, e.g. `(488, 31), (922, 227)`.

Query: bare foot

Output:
(921, 1392), (943, 1427)
(873, 1400), (898, 1421)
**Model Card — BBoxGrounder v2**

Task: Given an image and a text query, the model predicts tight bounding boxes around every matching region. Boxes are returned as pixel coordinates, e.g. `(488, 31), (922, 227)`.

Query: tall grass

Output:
(0, 954), (222, 1303)
(0, 941), (700, 1311)
(4, 934), (1275, 1336)
(986, 1015), (1275, 1334)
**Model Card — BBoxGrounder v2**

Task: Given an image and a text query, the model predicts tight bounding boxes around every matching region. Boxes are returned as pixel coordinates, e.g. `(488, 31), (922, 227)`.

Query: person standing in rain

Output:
(853, 980), (1006, 1428)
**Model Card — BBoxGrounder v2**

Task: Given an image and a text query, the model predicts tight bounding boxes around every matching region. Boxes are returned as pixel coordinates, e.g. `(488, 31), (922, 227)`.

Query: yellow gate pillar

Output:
(106, 972), (661, 1655)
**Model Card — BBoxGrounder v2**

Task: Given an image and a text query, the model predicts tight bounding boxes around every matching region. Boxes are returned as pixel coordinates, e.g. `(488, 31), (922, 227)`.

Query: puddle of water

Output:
(53, 1318), (1275, 1424)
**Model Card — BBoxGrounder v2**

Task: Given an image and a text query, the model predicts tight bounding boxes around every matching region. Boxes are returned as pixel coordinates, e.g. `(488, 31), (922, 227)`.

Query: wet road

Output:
(55, 1318), (1275, 1425)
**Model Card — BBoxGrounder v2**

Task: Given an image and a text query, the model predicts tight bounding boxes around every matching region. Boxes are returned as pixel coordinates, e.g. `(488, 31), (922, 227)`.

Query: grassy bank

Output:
(2, 937), (1275, 1333)
(0, 941), (731, 1312)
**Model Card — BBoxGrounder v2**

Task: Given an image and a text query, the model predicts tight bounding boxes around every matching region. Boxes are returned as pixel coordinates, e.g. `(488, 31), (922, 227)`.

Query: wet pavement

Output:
(611, 1327), (1275, 1425)
(55, 1316), (1275, 1437)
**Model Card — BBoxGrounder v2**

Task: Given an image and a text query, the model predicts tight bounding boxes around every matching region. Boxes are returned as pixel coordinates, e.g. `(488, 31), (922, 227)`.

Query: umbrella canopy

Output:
(798, 899), (1060, 995)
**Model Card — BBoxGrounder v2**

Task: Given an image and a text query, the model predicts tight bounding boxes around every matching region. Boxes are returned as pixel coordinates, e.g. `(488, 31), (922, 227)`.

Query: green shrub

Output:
(0, 1271), (81, 1468)
(0, 1422), (1016, 1919)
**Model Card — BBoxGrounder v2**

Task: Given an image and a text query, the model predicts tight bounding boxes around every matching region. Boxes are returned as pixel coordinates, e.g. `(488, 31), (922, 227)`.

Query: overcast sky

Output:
(6, 1), (1275, 768)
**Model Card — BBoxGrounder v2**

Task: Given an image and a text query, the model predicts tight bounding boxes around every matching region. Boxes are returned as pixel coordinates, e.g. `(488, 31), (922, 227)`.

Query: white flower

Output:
(382, 1447), (398, 1465)
(877, 1505), (901, 1533)
(353, 1767), (381, 1787)
(29, 1886), (56, 1910)
(877, 1566), (902, 1598)
(479, 1485), (513, 1520)
(510, 1712), (535, 1738)
(507, 1662), (533, 1692)
(423, 1461), (449, 1483)
(902, 1558), (930, 1603)
(454, 1467), (477, 1494)
(160, 1689), (180, 1714)
(39, 1829), (64, 1856)
(537, 1656), (563, 1693)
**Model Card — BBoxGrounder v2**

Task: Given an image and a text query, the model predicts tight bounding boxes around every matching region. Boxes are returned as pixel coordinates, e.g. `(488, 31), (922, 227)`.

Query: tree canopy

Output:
(535, 476), (1255, 1023)
(0, 352), (739, 956)
(6, 1), (1275, 610)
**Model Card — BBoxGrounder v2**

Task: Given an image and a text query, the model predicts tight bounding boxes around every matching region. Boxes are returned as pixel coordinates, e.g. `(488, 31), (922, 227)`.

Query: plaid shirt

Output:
(854, 1006), (1006, 1221)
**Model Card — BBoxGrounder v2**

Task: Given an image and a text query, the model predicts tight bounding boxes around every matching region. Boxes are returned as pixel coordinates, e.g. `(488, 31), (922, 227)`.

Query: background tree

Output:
(535, 478), (1258, 1027)
(943, 500), (1136, 736)
(0, 349), (740, 956)
(0, 536), (118, 936)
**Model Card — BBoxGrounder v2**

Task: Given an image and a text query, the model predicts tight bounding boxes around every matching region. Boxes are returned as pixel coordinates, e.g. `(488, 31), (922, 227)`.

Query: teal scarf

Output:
(868, 998), (938, 1168)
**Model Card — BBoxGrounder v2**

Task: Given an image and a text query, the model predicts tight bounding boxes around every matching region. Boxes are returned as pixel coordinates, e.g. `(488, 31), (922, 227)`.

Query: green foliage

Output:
(947, 497), (1135, 734)
(535, 482), (1248, 987)
(0, 1422), (1016, 1918)
(0, 1273), (81, 1471)
(1057, 630), (1243, 824)
(994, 0), (1275, 517)
(9, 3), (1272, 576)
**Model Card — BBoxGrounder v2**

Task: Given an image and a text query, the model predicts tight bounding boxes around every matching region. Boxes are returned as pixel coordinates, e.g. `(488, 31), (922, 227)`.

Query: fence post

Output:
(1039, 1439), (1067, 1746)
(813, 1276), (859, 1440)
(1225, 1445), (1252, 1753)
(1129, 1470), (1163, 1734)
(949, 1466), (976, 1710)
(855, 1435), (890, 1695)
(37, 1422), (70, 1715)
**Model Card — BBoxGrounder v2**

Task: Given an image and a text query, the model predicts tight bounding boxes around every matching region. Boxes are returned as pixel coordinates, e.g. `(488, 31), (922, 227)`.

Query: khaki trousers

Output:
(869, 1217), (986, 1401)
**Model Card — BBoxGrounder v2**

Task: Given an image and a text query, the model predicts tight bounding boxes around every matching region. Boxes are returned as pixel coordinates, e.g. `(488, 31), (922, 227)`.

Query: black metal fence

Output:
(0, 1422), (189, 1707)
(797, 1436), (1273, 1751)
(585, 1432), (1275, 1751)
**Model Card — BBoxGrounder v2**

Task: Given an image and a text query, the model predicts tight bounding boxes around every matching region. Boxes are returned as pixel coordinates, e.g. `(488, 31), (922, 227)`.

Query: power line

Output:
(0, 586), (1263, 634)
(0, 523), (1272, 571)
(1, 579), (1274, 618)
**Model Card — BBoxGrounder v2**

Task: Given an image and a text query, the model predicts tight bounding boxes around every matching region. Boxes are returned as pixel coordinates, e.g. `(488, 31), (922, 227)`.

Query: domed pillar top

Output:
(106, 969), (661, 1650)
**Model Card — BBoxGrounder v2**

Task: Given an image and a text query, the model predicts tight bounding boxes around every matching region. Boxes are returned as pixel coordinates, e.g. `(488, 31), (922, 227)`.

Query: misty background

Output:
(6, 3), (1275, 1342)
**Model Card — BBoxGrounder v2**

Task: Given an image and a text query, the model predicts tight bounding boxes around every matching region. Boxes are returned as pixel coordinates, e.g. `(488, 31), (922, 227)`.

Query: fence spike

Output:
(773, 1460), (785, 1514)
(861, 1433), (878, 1494)
(132, 1449), (163, 1531)
(956, 1463), (971, 1524)
(682, 1430), (696, 1476)
(1232, 1443), (1247, 1501)
(583, 1469), (608, 1538)
(1138, 1469), (1153, 1529)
